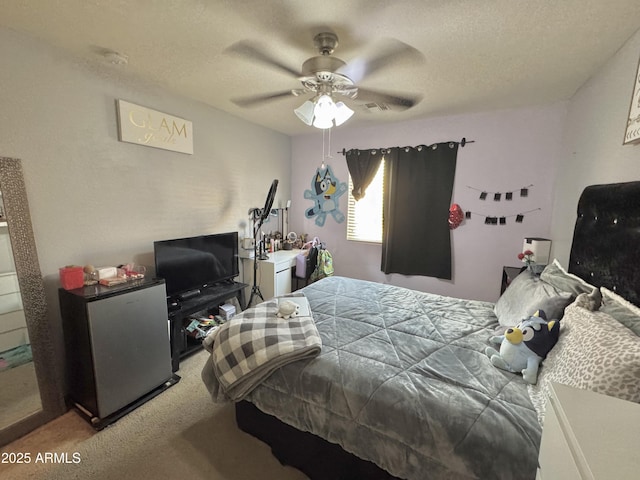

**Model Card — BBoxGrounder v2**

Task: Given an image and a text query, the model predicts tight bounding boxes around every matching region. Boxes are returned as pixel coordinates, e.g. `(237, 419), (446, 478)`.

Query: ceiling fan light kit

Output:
(294, 94), (354, 129)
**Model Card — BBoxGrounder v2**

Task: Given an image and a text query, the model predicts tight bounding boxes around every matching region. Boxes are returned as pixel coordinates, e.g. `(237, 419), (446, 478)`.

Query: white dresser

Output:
(241, 249), (302, 303)
(537, 382), (640, 480)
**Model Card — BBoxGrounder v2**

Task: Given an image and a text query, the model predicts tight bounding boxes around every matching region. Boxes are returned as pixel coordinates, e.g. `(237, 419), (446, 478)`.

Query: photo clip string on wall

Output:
(471, 184), (533, 201)
(465, 208), (540, 225)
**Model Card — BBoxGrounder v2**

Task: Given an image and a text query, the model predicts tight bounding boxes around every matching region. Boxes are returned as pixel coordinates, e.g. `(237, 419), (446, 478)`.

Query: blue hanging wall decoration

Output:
(304, 164), (347, 227)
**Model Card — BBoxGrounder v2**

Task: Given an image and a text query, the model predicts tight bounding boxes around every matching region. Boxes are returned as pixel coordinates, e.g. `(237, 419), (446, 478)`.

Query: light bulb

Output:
(313, 95), (337, 129)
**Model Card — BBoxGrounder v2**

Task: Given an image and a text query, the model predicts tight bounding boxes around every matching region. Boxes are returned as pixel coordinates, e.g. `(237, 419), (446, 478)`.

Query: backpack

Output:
(295, 241), (319, 279)
(310, 248), (334, 282)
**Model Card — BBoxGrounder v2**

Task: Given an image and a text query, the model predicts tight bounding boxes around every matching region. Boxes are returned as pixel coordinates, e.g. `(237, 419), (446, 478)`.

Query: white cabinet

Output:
(537, 382), (640, 480)
(274, 264), (292, 297)
(242, 250), (300, 304)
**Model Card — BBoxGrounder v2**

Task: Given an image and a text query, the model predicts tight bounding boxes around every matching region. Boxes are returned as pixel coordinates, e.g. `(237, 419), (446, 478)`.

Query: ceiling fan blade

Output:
(339, 39), (424, 83)
(232, 90), (296, 108)
(226, 41), (300, 78)
(355, 87), (422, 110)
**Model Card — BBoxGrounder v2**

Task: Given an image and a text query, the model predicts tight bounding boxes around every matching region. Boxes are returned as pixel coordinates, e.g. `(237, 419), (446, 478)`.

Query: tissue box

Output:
(96, 266), (118, 280)
(523, 237), (552, 265)
(59, 266), (84, 290)
(219, 303), (236, 320)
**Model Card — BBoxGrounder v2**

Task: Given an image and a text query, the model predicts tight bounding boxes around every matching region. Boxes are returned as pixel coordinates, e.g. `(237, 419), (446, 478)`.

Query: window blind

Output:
(346, 158), (385, 243)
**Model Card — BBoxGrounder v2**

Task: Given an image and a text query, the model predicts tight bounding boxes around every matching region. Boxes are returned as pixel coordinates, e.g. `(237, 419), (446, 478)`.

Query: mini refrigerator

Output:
(59, 278), (176, 428)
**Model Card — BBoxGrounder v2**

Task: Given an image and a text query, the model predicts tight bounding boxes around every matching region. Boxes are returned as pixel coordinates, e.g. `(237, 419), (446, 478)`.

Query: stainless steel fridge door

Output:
(86, 283), (172, 418)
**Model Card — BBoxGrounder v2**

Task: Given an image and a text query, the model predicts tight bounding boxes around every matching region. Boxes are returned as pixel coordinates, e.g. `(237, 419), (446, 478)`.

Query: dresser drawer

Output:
(537, 383), (640, 480)
(537, 393), (582, 480)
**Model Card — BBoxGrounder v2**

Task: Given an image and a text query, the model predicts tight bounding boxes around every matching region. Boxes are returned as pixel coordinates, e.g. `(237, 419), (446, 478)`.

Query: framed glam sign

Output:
(624, 56), (640, 145)
(116, 100), (193, 154)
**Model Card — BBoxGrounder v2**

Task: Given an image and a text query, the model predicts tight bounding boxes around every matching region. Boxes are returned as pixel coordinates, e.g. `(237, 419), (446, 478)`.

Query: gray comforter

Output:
(202, 276), (541, 479)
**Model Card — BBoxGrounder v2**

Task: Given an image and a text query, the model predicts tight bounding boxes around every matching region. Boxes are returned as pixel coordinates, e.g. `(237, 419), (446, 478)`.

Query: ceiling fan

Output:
(228, 31), (423, 128)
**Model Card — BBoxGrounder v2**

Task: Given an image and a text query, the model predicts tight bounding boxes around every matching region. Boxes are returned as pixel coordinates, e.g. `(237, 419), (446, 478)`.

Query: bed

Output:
(202, 180), (640, 480)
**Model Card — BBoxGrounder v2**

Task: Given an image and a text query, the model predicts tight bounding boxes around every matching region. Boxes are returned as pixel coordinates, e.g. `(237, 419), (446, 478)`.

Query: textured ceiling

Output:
(2, 0), (640, 136)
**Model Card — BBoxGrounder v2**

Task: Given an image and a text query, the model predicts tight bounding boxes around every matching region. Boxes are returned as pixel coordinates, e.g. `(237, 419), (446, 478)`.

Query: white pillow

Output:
(528, 302), (640, 425)
(600, 287), (640, 336)
(540, 259), (601, 309)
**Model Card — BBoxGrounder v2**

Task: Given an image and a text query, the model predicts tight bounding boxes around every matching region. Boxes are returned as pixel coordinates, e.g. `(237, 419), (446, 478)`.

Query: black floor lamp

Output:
(247, 179), (278, 308)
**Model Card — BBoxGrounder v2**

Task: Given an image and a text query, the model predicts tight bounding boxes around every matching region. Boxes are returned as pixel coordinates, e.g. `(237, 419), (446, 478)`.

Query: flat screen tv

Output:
(154, 231), (239, 298)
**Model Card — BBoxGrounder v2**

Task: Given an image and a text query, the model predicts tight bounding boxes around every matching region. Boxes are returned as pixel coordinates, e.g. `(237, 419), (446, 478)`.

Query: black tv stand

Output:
(178, 289), (201, 301)
(167, 280), (247, 372)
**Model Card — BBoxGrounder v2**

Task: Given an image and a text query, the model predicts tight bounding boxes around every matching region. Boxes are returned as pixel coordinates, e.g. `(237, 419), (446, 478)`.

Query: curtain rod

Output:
(338, 137), (475, 155)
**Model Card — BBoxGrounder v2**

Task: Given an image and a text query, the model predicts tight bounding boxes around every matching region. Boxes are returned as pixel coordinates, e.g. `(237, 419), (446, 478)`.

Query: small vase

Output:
(529, 263), (544, 276)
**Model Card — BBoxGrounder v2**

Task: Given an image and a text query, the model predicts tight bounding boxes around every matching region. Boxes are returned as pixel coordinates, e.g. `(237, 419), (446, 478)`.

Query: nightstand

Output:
(501, 265), (525, 295)
(537, 382), (640, 479)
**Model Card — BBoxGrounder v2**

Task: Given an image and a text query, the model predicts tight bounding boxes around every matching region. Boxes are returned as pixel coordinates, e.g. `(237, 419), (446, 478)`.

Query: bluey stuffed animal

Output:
(485, 311), (560, 384)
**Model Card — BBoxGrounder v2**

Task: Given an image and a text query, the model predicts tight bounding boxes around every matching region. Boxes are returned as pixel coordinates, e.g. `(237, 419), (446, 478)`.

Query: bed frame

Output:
(236, 401), (398, 479)
(568, 180), (640, 307)
(236, 180), (640, 479)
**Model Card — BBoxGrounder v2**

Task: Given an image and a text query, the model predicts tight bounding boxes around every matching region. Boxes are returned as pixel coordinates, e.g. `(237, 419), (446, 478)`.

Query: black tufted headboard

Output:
(568, 180), (640, 307)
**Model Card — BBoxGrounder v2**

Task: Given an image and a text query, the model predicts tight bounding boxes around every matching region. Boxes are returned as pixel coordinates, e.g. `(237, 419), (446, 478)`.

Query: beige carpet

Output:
(0, 350), (308, 480)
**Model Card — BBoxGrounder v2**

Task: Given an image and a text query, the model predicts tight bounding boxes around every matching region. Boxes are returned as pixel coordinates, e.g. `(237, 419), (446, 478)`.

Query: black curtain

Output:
(345, 149), (385, 200)
(381, 143), (458, 279)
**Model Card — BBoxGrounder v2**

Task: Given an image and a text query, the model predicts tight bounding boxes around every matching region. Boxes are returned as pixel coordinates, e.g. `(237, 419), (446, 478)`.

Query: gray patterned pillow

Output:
(540, 259), (601, 309)
(528, 302), (640, 425)
(600, 287), (640, 336)
(494, 269), (574, 326)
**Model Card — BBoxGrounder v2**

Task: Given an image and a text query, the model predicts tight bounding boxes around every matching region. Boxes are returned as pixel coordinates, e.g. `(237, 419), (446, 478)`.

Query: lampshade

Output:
(313, 115), (334, 129)
(294, 100), (315, 126)
(334, 101), (354, 126)
(523, 237), (552, 265)
(312, 94), (336, 129)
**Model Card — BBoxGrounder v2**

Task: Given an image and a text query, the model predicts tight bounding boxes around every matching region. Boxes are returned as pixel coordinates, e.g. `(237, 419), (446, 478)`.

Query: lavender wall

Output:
(291, 104), (567, 302)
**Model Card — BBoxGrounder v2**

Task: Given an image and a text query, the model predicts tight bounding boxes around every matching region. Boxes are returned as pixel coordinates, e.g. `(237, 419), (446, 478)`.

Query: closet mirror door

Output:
(0, 157), (65, 447)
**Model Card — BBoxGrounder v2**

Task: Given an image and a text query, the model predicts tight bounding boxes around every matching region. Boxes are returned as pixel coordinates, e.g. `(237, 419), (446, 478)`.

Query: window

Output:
(346, 158), (385, 243)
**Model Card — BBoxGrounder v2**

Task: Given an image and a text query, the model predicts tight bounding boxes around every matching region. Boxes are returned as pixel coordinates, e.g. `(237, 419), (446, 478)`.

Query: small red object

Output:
(59, 267), (84, 290)
(448, 204), (464, 230)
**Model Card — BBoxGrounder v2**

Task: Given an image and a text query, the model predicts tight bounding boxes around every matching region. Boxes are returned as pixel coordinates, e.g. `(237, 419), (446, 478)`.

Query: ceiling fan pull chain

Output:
(320, 127), (334, 170)
(322, 128), (326, 169)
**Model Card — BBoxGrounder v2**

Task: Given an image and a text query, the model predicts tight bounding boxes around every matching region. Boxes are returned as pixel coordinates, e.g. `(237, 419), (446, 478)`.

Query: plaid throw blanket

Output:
(205, 294), (321, 401)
